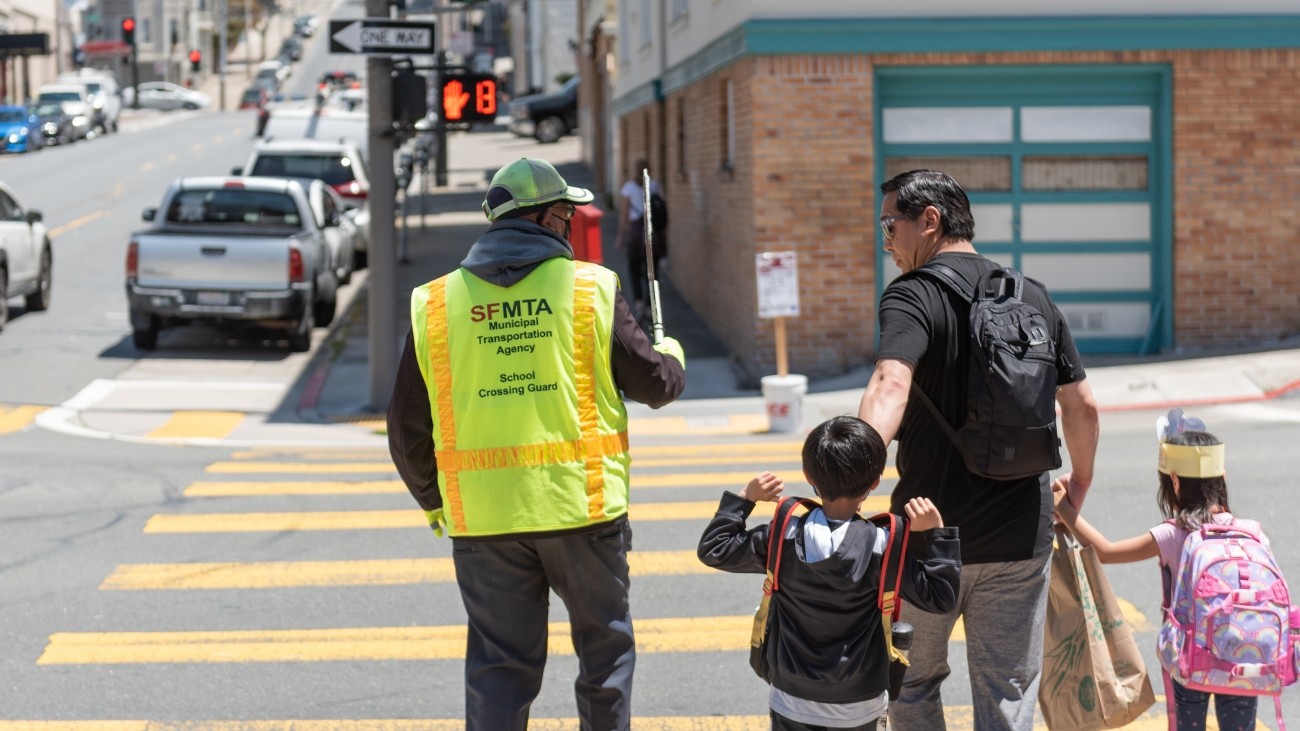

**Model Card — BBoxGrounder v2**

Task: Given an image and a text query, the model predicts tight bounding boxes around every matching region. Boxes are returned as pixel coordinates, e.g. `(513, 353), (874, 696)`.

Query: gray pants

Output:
(452, 519), (635, 731)
(888, 553), (1051, 731)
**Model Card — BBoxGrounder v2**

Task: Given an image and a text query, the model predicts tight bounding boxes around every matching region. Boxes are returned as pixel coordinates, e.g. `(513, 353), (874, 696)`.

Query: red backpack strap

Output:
(766, 497), (816, 593)
(867, 512), (912, 622)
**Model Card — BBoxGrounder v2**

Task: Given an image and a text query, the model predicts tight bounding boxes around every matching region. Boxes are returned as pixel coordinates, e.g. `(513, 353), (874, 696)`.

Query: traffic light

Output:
(440, 74), (498, 124)
(121, 17), (135, 46)
(189, 49), (202, 72)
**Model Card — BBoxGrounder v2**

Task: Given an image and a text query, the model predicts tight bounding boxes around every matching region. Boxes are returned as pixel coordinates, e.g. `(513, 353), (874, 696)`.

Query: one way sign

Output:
(328, 18), (437, 55)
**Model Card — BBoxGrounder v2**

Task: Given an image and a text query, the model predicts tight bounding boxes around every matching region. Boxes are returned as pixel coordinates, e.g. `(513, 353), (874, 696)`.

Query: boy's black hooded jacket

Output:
(698, 492), (961, 704)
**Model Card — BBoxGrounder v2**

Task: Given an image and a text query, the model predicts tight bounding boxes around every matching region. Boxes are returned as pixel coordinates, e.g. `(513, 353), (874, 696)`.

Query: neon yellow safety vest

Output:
(410, 257), (631, 537)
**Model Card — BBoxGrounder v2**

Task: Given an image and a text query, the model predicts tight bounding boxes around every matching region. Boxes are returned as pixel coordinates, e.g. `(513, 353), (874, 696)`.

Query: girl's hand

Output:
(904, 497), (943, 531)
(739, 472), (784, 503)
(1051, 478), (1069, 508)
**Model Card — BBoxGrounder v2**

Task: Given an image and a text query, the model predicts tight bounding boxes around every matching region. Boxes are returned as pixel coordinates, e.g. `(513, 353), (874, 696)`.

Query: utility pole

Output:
(366, 0), (399, 410)
(244, 0), (252, 79)
(434, 49), (448, 187)
(218, 0), (227, 110)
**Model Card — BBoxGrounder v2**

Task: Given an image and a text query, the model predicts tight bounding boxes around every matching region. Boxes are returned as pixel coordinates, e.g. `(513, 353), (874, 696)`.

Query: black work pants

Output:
(452, 518), (635, 731)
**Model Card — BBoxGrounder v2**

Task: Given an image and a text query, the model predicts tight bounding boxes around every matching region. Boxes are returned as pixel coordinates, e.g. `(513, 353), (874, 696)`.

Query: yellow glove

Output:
(424, 508), (445, 538)
(653, 336), (685, 369)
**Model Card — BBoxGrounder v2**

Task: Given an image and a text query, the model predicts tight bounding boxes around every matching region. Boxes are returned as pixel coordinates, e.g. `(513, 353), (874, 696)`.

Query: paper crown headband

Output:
(1156, 408), (1225, 478)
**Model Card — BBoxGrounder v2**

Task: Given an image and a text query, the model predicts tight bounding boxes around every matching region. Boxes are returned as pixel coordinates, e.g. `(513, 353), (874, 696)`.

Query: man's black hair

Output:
(802, 416), (887, 501)
(880, 169), (976, 242)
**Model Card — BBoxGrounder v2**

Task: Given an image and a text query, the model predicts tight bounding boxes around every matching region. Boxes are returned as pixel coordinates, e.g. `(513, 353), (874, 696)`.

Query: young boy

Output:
(698, 415), (961, 731)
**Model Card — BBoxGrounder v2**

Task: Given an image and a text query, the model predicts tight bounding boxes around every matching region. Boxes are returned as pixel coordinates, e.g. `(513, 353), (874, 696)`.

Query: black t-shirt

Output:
(875, 252), (1086, 564)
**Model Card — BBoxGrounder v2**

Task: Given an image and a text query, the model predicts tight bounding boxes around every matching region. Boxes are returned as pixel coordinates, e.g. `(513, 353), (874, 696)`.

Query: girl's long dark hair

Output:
(1157, 431), (1230, 531)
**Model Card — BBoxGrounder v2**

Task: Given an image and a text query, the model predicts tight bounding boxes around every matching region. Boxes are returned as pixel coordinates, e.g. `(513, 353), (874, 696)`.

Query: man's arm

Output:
(857, 358), (915, 445)
(610, 293), (685, 408)
(387, 332), (441, 512)
(1056, 378), (1100, 509)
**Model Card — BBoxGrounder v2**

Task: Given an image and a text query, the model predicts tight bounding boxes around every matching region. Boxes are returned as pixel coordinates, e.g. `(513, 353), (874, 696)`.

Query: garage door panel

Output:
(1021, 252), (1150, 292)
(1057, 302), (1151, 339)
(1020, 105), (1152, 142)
(1021, 202), (1151, 242)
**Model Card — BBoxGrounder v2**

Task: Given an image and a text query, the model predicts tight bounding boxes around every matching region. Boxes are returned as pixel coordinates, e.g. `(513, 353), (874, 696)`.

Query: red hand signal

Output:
(442, 79), (470, 121)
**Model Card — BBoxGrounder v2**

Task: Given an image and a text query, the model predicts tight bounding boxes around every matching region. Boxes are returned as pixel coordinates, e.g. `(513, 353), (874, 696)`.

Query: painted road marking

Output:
(146, 412), (245, 440)
(0, 711), (1244, 731)
(140, 161), (155, 172)
(37, 616), (752, 664)
(46, 210), (107, 238)
(101, 550), (713, 589)
(141, 497), (893, 533)
(202, 457), (823, 473)
(226, 441), (815, 460)
(0, 405), (46, 435)
(628, 414), (771, 435)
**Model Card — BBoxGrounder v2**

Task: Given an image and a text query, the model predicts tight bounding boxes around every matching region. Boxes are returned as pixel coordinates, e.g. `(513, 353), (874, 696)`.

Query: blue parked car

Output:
(0, 105), (42, 153)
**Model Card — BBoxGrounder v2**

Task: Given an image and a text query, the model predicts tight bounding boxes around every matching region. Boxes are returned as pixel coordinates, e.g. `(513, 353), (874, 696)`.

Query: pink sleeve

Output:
(1149, 521), (1184, 571)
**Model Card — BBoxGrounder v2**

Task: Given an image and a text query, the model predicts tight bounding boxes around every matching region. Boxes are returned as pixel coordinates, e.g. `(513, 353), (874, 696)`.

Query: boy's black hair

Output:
(802, 416), (887, 501)
(1157, 430), (1231, 531)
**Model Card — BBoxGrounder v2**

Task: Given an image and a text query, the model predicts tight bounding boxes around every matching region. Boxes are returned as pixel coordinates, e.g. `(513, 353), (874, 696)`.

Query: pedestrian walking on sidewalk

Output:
(698, 416), (961, 731)
(616, 158), (666, 324)
(387, 157), (686, 731)
(857, 169), (1100, 731)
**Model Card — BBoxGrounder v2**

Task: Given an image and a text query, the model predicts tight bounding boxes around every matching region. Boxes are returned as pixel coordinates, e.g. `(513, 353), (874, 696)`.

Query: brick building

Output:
(602, 3), (1300, 382)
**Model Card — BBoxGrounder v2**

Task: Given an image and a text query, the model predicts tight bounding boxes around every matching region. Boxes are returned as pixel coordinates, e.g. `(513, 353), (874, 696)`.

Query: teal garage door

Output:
(875, 65), (1172, 354)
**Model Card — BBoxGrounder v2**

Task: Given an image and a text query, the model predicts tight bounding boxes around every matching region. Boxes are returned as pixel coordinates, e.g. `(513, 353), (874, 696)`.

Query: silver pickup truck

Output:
(126, 176), (338, 351)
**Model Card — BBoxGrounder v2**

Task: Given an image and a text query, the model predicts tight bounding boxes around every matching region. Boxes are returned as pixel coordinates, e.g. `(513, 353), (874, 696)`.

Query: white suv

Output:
(57, 69), (121, 134)
(35, 84), (92, 141)
(236, 139), (371, 268)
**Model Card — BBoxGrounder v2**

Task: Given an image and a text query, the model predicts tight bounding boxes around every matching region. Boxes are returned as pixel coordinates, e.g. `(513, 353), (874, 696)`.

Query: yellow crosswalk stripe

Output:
(101, 550), (714, 589)
(202, 455), (824, 472)
(0, 405), (46, 435)
(38, 616), (750, 664)
(228, 441), (811, 460)
(146, 412), (245, 440)
(0, 713), (1255, 731)
(627, 414), (771, 435)
(142, 497), (893, 533)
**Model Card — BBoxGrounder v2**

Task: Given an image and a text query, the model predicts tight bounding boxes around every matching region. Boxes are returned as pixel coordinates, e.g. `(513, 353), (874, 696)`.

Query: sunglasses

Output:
(550, 204), (576, 221)
(879, 214), (909, 242)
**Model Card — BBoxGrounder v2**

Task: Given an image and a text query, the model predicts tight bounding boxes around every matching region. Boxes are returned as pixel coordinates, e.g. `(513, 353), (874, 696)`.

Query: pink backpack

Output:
(1157, 517), (1298, 729)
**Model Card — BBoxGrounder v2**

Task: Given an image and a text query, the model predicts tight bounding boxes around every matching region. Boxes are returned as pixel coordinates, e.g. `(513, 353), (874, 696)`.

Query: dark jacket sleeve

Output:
(899, 527), (961, 615)
(696, 491), (769, 575)
(610, 291), (685, 408)
(387, 331), (441, 512)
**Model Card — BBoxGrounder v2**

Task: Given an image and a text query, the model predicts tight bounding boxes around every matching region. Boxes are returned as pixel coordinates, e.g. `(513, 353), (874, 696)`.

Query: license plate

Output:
(196, 291), (231, 306)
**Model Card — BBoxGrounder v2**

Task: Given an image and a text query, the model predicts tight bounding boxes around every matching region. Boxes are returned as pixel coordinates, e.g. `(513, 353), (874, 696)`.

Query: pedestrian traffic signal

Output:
(189, 49), (202, 72)
(440, 74), (497, 123)
(121, 17), (135, 46)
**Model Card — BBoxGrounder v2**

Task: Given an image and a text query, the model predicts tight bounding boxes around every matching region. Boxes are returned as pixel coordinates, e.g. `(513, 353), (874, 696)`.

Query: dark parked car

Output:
(33, 103), (76, 145)
(0, 105), (42, 153)
(507, 76), (578, 143)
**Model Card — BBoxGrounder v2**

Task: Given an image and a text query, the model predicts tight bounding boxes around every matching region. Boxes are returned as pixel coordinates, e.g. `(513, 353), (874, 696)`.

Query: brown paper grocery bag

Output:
(1039, 527), (1155, 730)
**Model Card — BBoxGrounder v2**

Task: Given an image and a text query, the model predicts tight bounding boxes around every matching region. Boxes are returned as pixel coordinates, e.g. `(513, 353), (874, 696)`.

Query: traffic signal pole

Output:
(366, 0), (399, 410)
(435, 50), (448, 188)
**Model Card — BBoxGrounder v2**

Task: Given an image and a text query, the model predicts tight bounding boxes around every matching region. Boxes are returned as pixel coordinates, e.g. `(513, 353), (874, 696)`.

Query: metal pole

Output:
(243, 0), (252, 79)
(218, 0), (227, 111)
(420, 158), (428, 231)
(434, 50), (448, 188)
(366, 0), (399, 410)
(399, 187), (410, 264)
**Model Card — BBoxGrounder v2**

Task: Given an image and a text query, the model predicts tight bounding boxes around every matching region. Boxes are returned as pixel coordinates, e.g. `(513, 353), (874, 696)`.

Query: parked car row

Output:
(3, 68), (126, 154)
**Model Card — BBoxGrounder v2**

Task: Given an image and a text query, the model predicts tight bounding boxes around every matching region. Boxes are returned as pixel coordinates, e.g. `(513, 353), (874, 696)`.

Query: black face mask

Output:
(562, 219), (572, 241)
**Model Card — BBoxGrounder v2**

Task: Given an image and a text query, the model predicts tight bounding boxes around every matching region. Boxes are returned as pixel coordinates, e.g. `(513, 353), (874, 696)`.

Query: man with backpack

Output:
(857, 169), (1100, 731)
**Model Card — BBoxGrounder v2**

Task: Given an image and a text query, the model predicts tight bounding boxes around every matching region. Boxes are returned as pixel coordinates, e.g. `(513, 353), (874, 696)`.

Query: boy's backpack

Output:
(906, 263), (1062, 480)
(749, 497), (911, 683)
(1157, 518), (1298, 729)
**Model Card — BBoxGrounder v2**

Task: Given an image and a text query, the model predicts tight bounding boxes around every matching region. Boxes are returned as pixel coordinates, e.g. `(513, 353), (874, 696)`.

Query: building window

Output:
(671, 0), (688, 22)
(140, 18), (152, 45)
(722, 79), (734, 172)
(639, 0), (652, 48)
(617, 1), (629, 63)
(170, 19), (180, 47)
(677, 97), (687, 180)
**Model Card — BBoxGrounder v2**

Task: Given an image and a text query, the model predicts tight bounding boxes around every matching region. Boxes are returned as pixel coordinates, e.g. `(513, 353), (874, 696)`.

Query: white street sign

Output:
(756, 251), (800, 319)
(328, 19), (437, 55)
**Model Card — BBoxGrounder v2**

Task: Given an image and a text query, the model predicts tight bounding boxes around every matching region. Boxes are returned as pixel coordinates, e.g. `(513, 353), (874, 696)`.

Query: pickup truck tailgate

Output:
(135, 231), (298, 290)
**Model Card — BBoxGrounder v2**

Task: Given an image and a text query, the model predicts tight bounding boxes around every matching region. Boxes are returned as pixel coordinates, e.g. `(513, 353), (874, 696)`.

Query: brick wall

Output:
(616, 47), (1300, 377)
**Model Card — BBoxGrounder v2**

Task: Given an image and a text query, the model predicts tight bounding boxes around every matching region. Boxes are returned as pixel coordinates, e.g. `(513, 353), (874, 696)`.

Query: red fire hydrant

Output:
(569, 204), (604, 264)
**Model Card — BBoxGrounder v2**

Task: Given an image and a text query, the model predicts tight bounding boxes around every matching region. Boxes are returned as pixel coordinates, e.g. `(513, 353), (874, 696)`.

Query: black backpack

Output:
(649, 191), (668, 232)
(906, 263), (1062, 481)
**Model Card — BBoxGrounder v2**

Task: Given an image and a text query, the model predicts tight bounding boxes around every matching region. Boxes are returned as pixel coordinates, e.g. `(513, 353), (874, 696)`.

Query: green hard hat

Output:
(482, 158), (594, 221)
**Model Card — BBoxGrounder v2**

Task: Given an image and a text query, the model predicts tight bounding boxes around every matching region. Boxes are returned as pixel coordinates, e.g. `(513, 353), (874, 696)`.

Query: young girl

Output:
(1052, 409), (1259, 730)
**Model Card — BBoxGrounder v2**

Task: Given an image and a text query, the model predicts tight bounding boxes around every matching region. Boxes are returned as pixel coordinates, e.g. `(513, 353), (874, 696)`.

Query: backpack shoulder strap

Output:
(766, 497), (817, 593)
(866, 512), (912, 622)
(908, 262), (974, 303)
